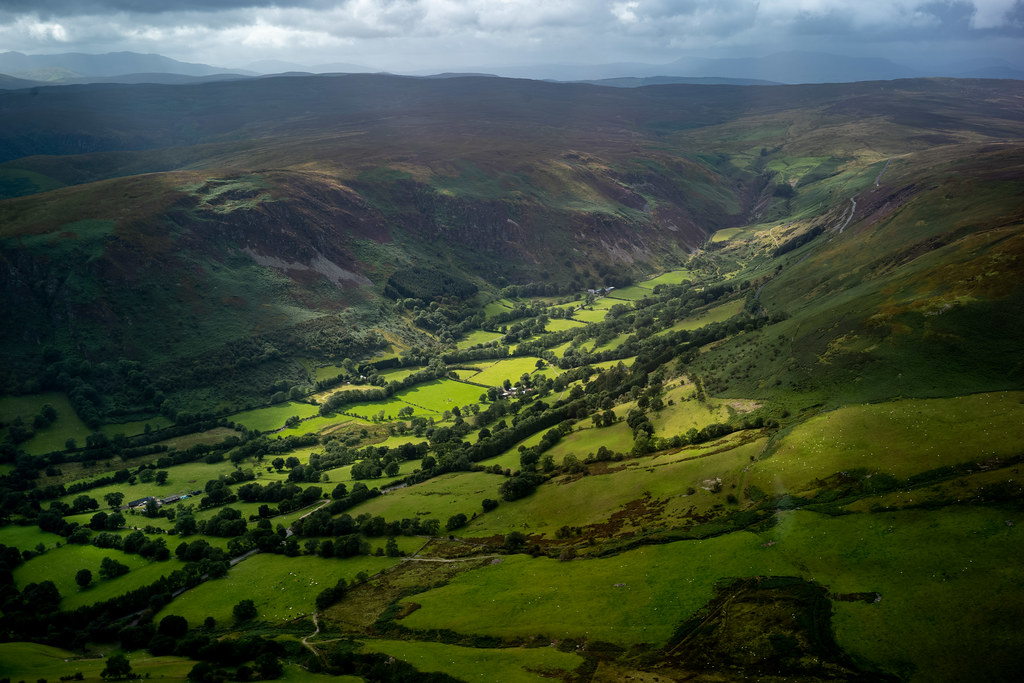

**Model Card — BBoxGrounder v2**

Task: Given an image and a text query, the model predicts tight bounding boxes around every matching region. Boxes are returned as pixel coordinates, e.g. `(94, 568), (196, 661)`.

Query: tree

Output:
(100, 653), (133, 680)
(158, 614), (189, 638)
(233, 599), (258, 621)
(384, 460), (400, 477)
(445, 513), (468, 531)
(105, 512), (125, 530)
(155, 470), (169, 485)
(104, 492), (124, 509)
(75, 568), (92, 588)
(99, 556), (130, 580)
(385, 537), (401, 557)
(481, 498), (499, 513)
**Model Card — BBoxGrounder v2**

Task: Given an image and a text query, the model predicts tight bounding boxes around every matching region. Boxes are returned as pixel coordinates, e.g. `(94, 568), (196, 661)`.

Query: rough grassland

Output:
(357, 639), (583, 683)
(403, 506), (1024, 681)
(747, 391), (1024, 495)
(160, 553), (398, 625)
(465, 436), (762, 538)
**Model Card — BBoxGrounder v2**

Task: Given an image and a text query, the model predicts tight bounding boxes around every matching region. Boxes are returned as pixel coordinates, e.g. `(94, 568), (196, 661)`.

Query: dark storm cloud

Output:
(0, 1), (1020, 72)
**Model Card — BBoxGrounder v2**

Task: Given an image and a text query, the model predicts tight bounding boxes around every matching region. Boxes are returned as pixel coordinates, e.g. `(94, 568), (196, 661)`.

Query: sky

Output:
(0, 0), (1022, 73)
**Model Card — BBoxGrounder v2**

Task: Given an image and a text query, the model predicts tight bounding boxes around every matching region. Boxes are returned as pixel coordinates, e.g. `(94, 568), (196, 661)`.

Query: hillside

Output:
(0, 75), (1023, 682)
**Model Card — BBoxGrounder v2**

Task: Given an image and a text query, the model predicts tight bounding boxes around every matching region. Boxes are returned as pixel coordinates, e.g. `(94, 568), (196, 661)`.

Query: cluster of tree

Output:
(89, 529), (170, 561)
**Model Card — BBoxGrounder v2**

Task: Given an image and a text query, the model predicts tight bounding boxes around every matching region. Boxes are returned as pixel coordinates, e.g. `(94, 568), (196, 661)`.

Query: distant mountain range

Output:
(0, 50), (1021, 89)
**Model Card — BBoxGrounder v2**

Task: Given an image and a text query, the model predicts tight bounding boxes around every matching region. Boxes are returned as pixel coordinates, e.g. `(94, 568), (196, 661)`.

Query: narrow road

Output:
(301, 613), (327, 666)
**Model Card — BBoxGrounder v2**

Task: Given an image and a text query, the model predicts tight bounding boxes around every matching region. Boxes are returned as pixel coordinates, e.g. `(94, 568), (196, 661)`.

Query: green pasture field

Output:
(0, 642), (194, 682)
(155, 426), (240, 450)
(399, 378), (487, 412)
(159, 553), (398, 625)
(280, 663), (361, 682)
(483, 299), (516, 317)
(544, 318), (586, 332)
(347, 396), (435, 420)
(746, 392), (1024, 495)
(590, 331), (633, 353)
(377, 366), (425, 382)
(590, 357), (637, 371)
(100, 416), (174, 439)
(56, 458), (239, 509)
(605, 285), (653, 301)
(457, 329), (504, 348)
(0, 524), (65, 551)
(468, 358), (546, 387)
(570, 299), (616, 324)
(643, 269), (692, 287)
(276, 414), (369, 437)
(13, 543), (185, 610)
(231, 401), (321, 432)
(545, 422), (635, 461)
(655, 298), (745, 334)
(0, 392), (94, 455)
(346, 471), (504, 523)
(403, 505), (1024, 682)
(646, 384), (739, 435)
(358, 639), (584, 683)
(466, 436), (762, 538)
(314, 364), (346, 381)
(451, 368), (481, 380)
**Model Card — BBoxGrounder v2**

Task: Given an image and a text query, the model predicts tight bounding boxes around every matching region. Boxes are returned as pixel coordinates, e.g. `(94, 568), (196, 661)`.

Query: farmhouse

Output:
(127, 496), (156, 509)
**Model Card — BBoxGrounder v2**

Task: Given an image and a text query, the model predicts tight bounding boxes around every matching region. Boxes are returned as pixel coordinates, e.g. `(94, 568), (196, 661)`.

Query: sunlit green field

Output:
(0, 642), (194, 682)
(746, 392), (1024, 495)
(464, 358), (547, 387)
(346, 471), (503, 523)
(231, 401), (321, 432)
(159, 553), (399, 625)
(13, 544), (186, 610)
(403, 506), (1024, 681)
(358, 639), (584, 683)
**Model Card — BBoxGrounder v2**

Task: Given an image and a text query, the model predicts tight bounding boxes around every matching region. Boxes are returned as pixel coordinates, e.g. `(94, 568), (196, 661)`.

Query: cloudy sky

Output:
(1, 0), (1022, 72)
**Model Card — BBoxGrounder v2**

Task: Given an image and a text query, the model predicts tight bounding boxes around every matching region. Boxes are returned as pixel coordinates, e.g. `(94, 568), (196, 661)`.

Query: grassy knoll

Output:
(347, 471), (503, 522)
(160, 553), (398, 625)
(231, 401), (321, 432)
(747, 392), (1024, 495)
(469, 358), (546, 387)
(13, 544), (186, 610)
(357, 639), (584, 683)
(402, 506), (1024, 681)
(0, 642), (194, 681)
